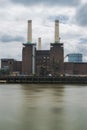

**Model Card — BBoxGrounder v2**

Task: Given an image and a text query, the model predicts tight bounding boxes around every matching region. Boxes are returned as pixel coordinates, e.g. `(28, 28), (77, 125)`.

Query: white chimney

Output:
(27, 20), (32, 43)
(38, 37), (41, 50)
(55, 20), (59, 43)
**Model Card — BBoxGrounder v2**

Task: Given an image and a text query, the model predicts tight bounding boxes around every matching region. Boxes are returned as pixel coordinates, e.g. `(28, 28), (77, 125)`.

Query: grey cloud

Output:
(0, 0), (8, 6)
(77, 46), (87, 56)
(76, 4), (87, 26)
(11, 0), (80, 6)
(0, 35), (25, 43)
(48, 15), (69, 24)
(77, 38), (87, 61)
(0, 0), (12, 8)
(79, 38), (87, 44)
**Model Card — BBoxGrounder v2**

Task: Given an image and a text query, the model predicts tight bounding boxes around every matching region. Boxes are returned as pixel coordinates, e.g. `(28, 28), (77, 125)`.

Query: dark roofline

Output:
(23, 43), (36, 47)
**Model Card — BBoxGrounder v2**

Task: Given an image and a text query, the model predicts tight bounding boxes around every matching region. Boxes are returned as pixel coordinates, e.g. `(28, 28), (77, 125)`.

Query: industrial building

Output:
(1, 20), (87, 76)
(67, 53), (82, 63)
(22, 20), (64, 76)
(1, 59), (22, 75)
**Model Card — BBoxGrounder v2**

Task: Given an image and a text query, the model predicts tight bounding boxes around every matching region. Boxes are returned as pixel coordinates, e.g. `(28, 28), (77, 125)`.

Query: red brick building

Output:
(22, 43), (64, 76)
(64, 62), (87, 75)
(1, 59), (22, 75)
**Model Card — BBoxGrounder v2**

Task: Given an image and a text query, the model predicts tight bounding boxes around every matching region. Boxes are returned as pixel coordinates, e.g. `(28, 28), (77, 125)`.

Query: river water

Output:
(0, 84), (87, 130)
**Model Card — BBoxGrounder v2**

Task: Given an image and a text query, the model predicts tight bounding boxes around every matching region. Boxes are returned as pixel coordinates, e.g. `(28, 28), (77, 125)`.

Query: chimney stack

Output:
(38, 37), (41, 50)
(55, 20), (59, 43)
(27, 20), (32, 43)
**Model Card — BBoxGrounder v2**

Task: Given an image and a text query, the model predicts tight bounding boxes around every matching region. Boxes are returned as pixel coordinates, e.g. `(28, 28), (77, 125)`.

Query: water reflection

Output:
(0, 84), (87, 130)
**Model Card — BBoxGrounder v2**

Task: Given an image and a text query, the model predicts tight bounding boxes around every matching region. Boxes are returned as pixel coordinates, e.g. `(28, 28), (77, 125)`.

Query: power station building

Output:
(22, 20), (64, 76)
(1, 20), (87, 76)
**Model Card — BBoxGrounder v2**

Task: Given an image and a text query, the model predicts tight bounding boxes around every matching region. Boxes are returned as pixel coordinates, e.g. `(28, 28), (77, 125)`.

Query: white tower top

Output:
(38, 37), (41, 50)
(27, 20), (32, 43)
(55, 20), (59, 43)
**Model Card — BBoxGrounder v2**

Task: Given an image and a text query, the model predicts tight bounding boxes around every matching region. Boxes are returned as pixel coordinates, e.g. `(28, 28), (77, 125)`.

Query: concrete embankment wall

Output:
(0, 76), (87, 84)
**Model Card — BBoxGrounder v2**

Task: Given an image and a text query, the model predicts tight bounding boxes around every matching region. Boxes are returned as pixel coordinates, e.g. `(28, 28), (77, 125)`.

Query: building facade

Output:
(1, 59), (22, 75)
(22, 42), (64, 76)
(22, 43), (36, 75)
(50, 43), (64, 75)
(36, 50), (50, 76)
(64, 62), (87, 75)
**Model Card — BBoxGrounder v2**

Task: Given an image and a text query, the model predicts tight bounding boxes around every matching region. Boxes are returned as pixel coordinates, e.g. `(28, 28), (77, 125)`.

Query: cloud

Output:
(75, 4), (87, 26)
(0, 42), (22, 60)
(79, 38), (87, 44)
(11, 0), (80, 7)
(0, 34), (25, 43)
(77, 44), (87, 62)
(0, 0), (87, 62)
(48, 15), (69, 24)
(0, 0), (9, 7)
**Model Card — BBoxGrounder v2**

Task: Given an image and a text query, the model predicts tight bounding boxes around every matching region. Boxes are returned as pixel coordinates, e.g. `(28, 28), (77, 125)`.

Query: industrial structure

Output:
(1, 59), (22, 76)
(22, 20), (64, 76)
(1, 20), (87, 76)
(67, 53), (82, 63)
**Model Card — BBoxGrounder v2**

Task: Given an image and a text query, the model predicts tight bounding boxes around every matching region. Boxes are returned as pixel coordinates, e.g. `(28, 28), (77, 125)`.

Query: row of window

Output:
(36, 56), (50, 60)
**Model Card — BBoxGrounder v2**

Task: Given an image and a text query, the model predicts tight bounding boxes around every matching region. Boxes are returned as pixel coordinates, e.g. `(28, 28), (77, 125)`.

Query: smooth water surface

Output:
(0, 84), (87, 130)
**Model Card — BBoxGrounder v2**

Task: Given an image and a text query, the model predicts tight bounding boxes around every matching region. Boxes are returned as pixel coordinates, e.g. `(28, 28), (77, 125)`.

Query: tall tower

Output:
(22, 20), (36, 75)
(27, 20), (32, 43)
(38, 37), (41, 50)
(55, 20), (60, 43)
(50, 20), (64, 75)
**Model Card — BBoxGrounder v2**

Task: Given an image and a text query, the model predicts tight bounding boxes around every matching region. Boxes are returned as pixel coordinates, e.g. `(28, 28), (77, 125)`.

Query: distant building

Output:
(64, 62), (87, 75)
(1, 59), (22, 75)
(67, 53), (82, 63)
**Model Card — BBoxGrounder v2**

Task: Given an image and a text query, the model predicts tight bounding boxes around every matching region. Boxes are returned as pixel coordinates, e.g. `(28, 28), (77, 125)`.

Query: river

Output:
(0, 84), (87, 130)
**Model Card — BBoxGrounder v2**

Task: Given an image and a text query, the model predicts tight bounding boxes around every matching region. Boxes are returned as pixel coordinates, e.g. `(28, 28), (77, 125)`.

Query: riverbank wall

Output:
(0, 76), (87, 84)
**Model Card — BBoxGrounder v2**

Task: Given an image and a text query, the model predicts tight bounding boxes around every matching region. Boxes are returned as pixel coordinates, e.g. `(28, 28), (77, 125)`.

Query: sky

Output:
(0, 0), (87, 61)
